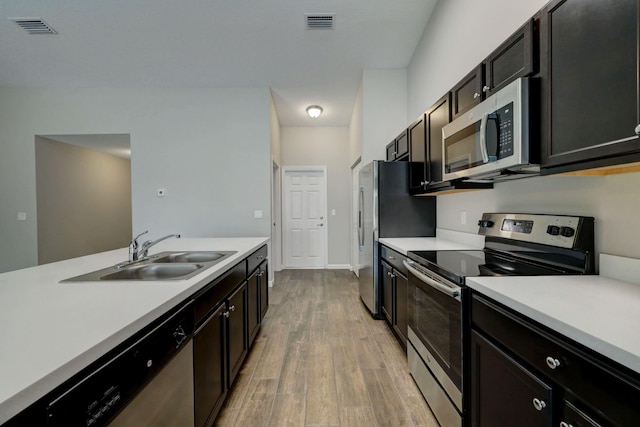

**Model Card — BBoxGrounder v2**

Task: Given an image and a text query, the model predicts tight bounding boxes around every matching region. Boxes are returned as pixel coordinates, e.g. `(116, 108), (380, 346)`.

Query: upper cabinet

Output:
(539, 0), (640, 174)
(484, 18), (536, 97)
(386, 130), (409, 162)
(408, 115), (427, 193)
(452, 19), (537, 120)
(451, 65), (484, 120)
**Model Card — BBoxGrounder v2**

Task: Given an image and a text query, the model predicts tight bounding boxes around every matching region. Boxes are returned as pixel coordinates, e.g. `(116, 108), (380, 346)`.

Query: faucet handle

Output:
(129, 230), (149, 262)
(132, 230), (149, 245)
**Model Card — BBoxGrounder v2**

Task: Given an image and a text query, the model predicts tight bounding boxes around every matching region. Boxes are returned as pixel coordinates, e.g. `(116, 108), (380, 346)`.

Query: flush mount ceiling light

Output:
(306, 105), (323, 118)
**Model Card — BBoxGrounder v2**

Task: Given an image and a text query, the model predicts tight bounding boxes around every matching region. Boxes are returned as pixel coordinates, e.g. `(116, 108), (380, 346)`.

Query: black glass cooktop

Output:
(407, 250), (573, 286)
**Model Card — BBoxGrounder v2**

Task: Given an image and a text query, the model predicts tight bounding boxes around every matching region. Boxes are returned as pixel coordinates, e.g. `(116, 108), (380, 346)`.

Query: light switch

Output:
(17, 212), (26, 221)
(331, 209), (336, 216)
(254, 210), (263, 219)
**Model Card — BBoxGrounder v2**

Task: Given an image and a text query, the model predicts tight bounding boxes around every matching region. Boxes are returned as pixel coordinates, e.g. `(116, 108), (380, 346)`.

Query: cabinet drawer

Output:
(471, 294), (640, 426)
(194, 262), (245, 326)
(380, 245), (406, 274)
(247, 245), (268, 275)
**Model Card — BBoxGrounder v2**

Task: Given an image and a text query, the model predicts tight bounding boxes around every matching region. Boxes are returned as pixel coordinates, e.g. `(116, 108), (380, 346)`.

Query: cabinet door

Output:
(393, 270), (408, 347)
(560, 401), (603, 427)
(452, 64), (483, 119)
(194, 304), (227, 427)
(259, 261), (269, 321)
(471, 331), (553, 427)
(247, 273), (260, 347)
(380, 260), (394, 324)
(540, 0), (640, 172)
(227, 283), (248, 387)
(484, 18), (535, 96)
(396, 130), (409, 159)
(427, 93), (451, 185)
(408, 115), (427, 193)
(386, 140), (396, 161)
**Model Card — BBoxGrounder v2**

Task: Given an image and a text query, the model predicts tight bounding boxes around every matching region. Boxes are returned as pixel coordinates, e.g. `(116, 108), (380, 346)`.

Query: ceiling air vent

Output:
(10, 18), (57, 34)
(305, 14), (335, 30)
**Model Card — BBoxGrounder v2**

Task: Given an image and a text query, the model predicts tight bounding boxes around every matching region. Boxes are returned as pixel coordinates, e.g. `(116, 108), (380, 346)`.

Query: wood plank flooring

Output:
(215, 269), (439, 427)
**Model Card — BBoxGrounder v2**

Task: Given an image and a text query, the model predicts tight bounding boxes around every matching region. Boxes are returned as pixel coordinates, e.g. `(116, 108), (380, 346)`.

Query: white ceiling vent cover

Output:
(305, 14), (335, 30)
(10, 18), (57, 34)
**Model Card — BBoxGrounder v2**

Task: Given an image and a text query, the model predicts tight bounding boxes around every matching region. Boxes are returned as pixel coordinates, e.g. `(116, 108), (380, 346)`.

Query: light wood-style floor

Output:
(214, 269), (439, 427)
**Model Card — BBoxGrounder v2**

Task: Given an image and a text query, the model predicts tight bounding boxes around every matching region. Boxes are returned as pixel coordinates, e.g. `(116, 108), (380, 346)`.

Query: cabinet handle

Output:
(482, 85), (490, 93)
(560, 422), (574, 427)
(222, 311), (230, 318)
(229, 305), (235, 312)
(635, 124), (640, 135)
(257, 255), (264, 260)
(389, 256), (395, 260)
(473, 92), (481, 99)
(392, 151), (397, 155)
(532, 398), (546, 411)
(545, 356), (561, 370)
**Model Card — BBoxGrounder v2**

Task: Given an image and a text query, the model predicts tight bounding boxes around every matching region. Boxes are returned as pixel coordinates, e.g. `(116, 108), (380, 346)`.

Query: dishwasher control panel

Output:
(46, 303), (193, 427)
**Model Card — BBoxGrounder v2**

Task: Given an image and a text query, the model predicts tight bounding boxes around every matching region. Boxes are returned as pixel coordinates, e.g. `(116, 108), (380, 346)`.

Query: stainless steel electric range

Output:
(404, 213), (595, 427)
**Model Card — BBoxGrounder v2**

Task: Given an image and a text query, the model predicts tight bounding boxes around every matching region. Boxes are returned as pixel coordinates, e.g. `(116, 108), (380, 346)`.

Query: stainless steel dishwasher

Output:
(46, 303), (194, 427)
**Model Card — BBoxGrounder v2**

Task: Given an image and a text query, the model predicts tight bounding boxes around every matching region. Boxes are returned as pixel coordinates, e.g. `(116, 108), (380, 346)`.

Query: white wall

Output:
(361, 69), (408, 164)
(407, 0), (640, 262)
(280, 127), (351, 267)
(349, 81), (363, 167)
(0, 87), (272, 273)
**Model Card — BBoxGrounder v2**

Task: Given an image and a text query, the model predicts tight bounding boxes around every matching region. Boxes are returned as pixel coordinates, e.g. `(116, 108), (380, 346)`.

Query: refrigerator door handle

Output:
(358, 187), (364, 248)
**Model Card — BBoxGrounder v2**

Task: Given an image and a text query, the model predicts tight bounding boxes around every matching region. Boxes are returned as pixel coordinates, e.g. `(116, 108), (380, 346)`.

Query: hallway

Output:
(215, 269), (438, 426)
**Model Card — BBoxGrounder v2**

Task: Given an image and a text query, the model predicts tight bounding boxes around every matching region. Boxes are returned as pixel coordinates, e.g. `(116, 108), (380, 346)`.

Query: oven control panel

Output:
(478, 213), (594, 250)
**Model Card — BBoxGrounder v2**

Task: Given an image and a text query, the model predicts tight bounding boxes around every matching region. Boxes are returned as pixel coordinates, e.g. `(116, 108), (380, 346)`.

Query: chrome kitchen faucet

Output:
(128, 231), (181, 262)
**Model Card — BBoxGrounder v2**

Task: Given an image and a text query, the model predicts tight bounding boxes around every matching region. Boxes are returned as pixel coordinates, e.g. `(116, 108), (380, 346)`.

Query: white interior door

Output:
(283, 168), (327, 268)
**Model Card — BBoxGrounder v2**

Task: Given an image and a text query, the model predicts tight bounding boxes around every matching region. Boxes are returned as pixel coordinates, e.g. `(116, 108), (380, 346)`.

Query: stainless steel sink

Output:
(100, 263), (204, 280)
(61, 250), (237, 282)
(149, 251), (233, 263)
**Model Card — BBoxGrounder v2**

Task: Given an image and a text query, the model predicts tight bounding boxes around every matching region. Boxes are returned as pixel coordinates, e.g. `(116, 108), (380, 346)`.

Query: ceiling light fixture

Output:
(306, 105), (323, 118)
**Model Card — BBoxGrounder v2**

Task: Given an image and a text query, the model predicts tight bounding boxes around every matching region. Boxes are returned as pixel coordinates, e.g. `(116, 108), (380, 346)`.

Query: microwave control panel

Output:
(494, 102), (514, 159)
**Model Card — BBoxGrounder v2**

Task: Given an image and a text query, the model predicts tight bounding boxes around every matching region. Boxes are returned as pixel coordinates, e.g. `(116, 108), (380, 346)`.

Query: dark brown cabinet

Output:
(386, 130), (409, 161)
(471, 330), (553, 427)
(380, 245), (408, 349)
(426, 93), (451, 187)
(539, 0), (640, 174)
(408, 115), (427, 193)
(247, 268), (260, 346)
(194, 303), (227, 427)
(451, 65), (484, 120)
(226, 282), (247, 387)
(484, 18), (536, 97)
(471, 294), (640, 427)
(258, 261), (269, 320)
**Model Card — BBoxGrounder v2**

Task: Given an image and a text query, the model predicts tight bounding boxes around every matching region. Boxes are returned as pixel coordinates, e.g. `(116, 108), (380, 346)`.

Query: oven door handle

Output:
(403, 260), (461, 300)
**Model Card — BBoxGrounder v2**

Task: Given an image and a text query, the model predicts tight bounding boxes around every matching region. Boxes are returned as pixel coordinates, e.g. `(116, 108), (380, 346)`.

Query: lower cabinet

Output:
(380, 245), (408, 349)
(470, 330), (553, 427)
(258, 261), (269, 321)
(471, 293), (640, 427)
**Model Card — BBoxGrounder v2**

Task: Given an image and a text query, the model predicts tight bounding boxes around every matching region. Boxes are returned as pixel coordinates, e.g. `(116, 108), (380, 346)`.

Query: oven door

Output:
(405, 260), (463, 407)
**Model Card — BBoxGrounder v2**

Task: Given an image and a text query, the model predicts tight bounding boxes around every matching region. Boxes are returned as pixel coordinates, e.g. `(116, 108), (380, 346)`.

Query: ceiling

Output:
(0, 0), (437, 127)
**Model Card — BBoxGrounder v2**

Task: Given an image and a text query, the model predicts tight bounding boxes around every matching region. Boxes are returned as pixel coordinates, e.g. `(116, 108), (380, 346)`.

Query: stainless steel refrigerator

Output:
(357, 160), (436, 318)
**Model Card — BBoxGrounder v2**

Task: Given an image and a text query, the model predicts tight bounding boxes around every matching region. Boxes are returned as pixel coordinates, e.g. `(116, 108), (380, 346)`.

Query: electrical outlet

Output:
(254, 210), (263, 219)
(460, 211), (467, 225)
(17, 212), (26, 221)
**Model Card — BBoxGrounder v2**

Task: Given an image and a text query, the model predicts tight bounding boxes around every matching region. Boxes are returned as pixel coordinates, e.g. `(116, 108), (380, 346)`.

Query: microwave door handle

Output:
(403, 260), (461, 300)
(480, 112), (490, 164)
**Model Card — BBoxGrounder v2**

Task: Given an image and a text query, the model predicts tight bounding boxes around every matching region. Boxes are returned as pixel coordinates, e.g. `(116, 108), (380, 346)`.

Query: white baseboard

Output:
(327, 264), (351, 270)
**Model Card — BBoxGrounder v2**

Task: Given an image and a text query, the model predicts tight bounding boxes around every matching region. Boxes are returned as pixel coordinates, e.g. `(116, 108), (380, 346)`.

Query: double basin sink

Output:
(61, 251), (237, 282)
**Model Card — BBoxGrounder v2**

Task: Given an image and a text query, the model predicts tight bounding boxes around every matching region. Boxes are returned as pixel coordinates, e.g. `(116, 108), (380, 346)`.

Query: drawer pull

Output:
(532, 398), (546, 411)
(545, 356), (561, 370)
(473, 92), (481, 99)
(229, 305), (235, 312)
(560, 422), (574, 427)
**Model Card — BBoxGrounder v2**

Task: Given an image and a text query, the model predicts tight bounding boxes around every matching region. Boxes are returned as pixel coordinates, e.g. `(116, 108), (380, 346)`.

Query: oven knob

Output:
(546, 225), (560, 236)
(478, 220), (494, 228)
(560, 226), (575, 237)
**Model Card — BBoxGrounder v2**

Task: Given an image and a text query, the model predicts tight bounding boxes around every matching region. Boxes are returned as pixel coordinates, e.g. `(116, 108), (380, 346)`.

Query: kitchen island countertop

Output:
(0, 237), (269, 424)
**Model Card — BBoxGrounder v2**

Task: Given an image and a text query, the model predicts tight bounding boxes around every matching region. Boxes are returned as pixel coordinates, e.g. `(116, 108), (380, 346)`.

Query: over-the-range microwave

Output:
(442, 77), (539, 181)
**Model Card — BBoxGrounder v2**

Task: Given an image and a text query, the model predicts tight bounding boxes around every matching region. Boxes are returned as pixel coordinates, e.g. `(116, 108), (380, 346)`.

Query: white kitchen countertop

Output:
(379, 233), (483, 255)
(0, 237), (269, 424)
(467, 275), (640, 375)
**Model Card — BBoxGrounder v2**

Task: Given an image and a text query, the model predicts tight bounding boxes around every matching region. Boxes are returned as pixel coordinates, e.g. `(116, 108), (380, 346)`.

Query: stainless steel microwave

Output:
(442, 77), (538, 181)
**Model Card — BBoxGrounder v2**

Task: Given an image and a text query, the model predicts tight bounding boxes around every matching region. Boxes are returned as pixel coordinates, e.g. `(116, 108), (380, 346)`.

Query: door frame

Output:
(350, 157), (362, 276)
(281, 166), (328, 269)
(270, 157), (282, 280)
